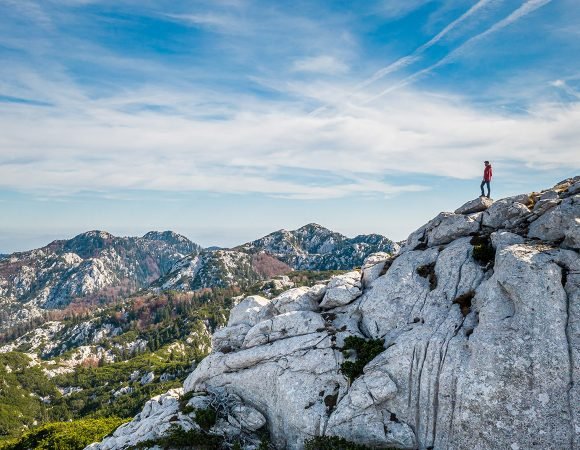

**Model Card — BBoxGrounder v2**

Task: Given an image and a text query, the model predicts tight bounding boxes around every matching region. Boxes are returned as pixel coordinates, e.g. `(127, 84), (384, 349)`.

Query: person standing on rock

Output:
(480, 161), (492, 198)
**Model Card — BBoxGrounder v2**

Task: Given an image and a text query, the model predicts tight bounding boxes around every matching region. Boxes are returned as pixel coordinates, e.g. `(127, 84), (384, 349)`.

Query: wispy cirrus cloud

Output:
(358, 0), (496, 89)
(163, 12), (241, 33)
(292, 56), (349, 75)
(365, 0), (553, 102)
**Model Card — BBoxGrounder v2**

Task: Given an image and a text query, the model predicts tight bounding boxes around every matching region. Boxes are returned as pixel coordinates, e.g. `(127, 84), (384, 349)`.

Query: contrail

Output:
(365, 0), (553, 103)
(356, 0), (495, 90)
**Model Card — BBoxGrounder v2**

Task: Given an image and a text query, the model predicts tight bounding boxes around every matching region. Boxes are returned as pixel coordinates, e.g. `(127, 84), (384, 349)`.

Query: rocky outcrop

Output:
(454, 196), (494, 215)
(88, 177), (580, 450)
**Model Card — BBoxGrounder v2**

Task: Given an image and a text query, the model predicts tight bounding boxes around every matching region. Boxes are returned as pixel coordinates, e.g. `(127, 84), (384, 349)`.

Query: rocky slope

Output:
(89, 177), (580, 450)
(0, 231), (200, 331)
(150, 250), (292, 292)
(155, 224), (398, 292)
(237, 223), (398, 270)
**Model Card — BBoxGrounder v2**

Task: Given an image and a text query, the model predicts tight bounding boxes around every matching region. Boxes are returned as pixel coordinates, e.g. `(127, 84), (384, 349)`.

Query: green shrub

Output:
(0, 417), (127, 450)
(339, 336), (384, 383)
(194, 408), (217, 431)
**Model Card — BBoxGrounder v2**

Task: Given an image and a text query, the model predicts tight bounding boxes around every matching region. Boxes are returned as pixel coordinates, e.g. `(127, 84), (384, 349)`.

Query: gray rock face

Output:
(320, 271), (362, 309)
(91, 178), (580, 450)
(242, 310), (326, 348)
(361, 252), (392, 288)
(490, 230), (525, 250)
(212, 323), (251, 353)
(402, 212), (481, 252)
(269, 285), (325, 315)
(85, 389), (193, 450)
(455, 196), (494, 215)
(528, 194), (580, 249)
(482, 200), (530, 229)
(228, 295), (271, 327)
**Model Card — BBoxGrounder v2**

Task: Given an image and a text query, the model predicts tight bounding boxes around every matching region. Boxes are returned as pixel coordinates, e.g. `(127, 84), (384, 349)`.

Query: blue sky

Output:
(0, 0), (579, 252)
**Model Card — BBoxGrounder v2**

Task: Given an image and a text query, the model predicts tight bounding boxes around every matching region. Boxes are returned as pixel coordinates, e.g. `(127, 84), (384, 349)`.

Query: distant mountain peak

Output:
(142, 231), (190, 243)
(295, 222), (335, 234)
(76, 230), (114, 239)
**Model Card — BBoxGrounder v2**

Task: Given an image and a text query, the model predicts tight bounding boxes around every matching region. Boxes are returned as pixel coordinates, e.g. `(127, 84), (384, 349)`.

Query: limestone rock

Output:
(228, 405), (266, 431)
(269, 285), (325, 315)
(528, 194), (580, 249)
(228, 295), (270, 327)
(140, 371), (154, 385)
(427, 212), (481, 246)
(568, 180), (580, 195)
(212, 324), (251, 353)
(242, 311), (326, 348)
(490, 231), (525, 250)
(401, 212), (481, 252)
(455, 196), (494, 215)
(361, 252), (392, 288)
(532, 198), (560, 216)
(482, 200), (531, 229)
(85, 389), (196, 450)
(320, 271), (362, 309)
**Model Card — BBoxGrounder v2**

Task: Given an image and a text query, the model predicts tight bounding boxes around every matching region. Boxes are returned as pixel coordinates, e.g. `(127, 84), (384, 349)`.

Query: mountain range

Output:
(0, 225), (396, 332)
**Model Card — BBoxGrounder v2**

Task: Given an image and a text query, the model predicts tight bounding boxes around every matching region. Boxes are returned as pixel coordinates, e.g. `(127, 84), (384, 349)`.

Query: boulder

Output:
(269, 285), (325, 315)
(361, 252), (392, 288)
(455, 197), (494, 215)
(490, 231), (525, 250)
(326, 369), (415, 448)
(242, 311), (326, 348)
(568, 180), (580, 195)
(482, 200), (531, 229)
(140, 371), (154, 385)
(182, 329), (348, 450)
(427, 212), (481, 246)
(227, 295), (270, 327)
(539, 190), (559, 201)
(532, 198), (560, 216)
(320, 271), (362, 308)
(228, 405), (267, 431)
(212, 323), (251, 353)
(401, 212), (481, 252)
(85, 389), (196, 450)
(528, 194), (580, 249)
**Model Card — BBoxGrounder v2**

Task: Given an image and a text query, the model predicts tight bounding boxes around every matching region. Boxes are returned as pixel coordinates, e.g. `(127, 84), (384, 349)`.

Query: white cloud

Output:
(378, 0), (434, 19)
(1, 78), (579, 200)
(163, 13), (238, 32)
(292, 56), (349, 75)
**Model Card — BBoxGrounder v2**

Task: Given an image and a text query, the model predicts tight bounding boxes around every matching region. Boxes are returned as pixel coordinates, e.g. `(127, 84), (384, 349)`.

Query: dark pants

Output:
(480, 180), (490, 197)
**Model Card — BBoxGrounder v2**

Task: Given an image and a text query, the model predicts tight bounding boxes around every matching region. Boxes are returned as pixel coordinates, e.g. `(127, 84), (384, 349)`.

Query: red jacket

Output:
(484, 165), (492, 181)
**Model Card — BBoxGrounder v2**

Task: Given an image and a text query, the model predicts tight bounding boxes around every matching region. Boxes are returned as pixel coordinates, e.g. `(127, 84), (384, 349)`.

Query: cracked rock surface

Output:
(88, 177), (580, 450)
